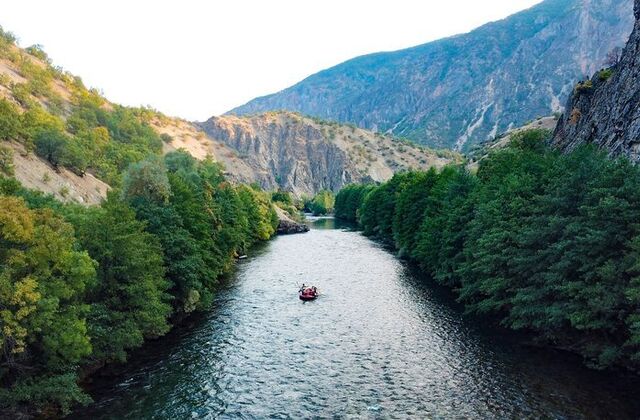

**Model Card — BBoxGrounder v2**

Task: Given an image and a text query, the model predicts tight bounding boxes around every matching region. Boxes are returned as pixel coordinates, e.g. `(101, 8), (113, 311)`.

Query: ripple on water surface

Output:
(76, 220), (640, 419)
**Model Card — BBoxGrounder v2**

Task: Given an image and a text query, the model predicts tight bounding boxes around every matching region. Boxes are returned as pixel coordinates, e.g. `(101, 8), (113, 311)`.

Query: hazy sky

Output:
(1, 0), (541, 121)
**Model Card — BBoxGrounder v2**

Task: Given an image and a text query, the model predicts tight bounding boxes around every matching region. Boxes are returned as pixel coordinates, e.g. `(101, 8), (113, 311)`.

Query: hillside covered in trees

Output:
(336, 129), (640, 371)
(0, 27), (283, 417)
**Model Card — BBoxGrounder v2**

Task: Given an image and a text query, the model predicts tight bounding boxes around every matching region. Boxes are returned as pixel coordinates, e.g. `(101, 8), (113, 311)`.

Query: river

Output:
(75, 217), (640, 419)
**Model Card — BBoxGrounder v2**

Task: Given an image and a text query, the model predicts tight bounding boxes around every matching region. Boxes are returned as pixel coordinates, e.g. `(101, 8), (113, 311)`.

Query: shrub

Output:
(34, 128), (69, 167)
(25, 44), (50, 63)
(271, 190), (293, 205)
(598, 68), (614, 81)
(0, 144), (14, 175)
(0, 99), (22, 141)
(306, 190), (335, 215)
(575, 80), (594, 94)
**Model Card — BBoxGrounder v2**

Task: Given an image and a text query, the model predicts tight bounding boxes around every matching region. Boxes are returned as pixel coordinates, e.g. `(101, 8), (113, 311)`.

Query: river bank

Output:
(73, 218), (640, 419)
(73, 210), (308, 410)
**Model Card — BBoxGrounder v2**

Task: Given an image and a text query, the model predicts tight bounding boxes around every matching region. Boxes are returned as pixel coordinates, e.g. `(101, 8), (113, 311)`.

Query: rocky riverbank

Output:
(274, 206), (309, 235)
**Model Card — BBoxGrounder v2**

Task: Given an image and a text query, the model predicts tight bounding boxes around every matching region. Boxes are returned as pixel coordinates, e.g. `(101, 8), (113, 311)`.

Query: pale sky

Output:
(1, 0), (541, 121)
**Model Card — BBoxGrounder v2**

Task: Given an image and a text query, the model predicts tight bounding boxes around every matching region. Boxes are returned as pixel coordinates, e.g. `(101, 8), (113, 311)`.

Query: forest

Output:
(0, 153), (278, 415)
(335, 129), (640, 371)
(0, 29), (280, 413)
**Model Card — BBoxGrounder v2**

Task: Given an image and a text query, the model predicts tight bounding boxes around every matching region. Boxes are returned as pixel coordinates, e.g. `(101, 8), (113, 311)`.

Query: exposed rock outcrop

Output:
(552, 0), (640, 161)
(274, 205), (309, 235)
(199, 112), (457, 196)
(230, 0), (634, 151)
(0, 35), (457, 201)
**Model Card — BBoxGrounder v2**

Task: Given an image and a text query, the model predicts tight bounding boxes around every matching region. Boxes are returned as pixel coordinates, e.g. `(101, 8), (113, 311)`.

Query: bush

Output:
(0, 144), (14, 175)
(575, 79), (594, 94)
(34, 128), (69, 167)
(271, 190), (293, 205)
(25, 44), (51, 63)
(598, 68), (614, 81)
(0, 99), (22, 141)
(306, 190), (335, 215)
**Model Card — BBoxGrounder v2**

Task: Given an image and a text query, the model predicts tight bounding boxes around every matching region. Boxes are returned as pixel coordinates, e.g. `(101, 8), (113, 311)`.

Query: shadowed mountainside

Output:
(230, 0), (634, 151)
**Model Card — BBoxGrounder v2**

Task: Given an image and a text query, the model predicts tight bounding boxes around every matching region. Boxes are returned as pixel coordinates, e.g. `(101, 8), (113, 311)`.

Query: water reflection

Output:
(75, 224), (640, 419)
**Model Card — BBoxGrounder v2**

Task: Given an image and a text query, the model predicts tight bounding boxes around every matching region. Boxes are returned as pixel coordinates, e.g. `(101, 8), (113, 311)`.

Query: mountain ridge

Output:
(0, 35), (455, 200)
(229, 0), (634, 151)
(198, 112), (459, 196)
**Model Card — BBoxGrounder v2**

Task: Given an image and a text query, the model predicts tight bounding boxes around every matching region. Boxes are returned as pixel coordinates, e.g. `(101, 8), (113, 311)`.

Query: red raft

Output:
(299, 286), (318, 301)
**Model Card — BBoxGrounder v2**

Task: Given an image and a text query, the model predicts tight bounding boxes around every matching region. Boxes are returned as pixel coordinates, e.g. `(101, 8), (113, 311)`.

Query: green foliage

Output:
(0, 145), (14, 175)
(0, 25), (17, 50)
(238, 185), (278, 244)
(0, 373), (91, 415)
(0, 196), (96, 410)
(575, 79), (594, 94)
(25, 45), (50, 63)
(392, 169), (439, 258)
(122, 155), (171, 204)
(0, 99), (22, 141)
(65, 194), (171, 363)
(334, 184), (375, 222)
(340, 129), (640, 370)
(306, 190), (335, 216)
(271, 190), (293, 206)
(359, 173), (412, 241)
(598, 68), (614, 81)
(0, 152), (277, 414)
(415, 167), (476, 287)
(124, 153), (276, 314)
(34, 128), (69, 167)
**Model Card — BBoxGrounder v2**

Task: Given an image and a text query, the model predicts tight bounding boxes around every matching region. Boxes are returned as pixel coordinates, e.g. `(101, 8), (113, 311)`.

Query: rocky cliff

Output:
(0, 34), (454, 200)
(552, 0), (640, 160)
(199, 112), (458, 196)
(229, 0), (634, 151)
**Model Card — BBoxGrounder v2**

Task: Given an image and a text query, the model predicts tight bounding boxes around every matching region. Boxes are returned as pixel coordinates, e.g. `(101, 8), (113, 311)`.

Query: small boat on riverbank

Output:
(299, 286), (318, 301)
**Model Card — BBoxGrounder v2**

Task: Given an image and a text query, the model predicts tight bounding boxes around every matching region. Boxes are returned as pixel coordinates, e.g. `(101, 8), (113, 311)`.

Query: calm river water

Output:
(75, 218), (640, 419)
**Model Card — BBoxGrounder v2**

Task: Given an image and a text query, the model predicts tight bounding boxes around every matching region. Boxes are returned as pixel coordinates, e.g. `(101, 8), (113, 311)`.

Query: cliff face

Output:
(229, 0), (634, 151)
(552, 0), (640, 160)
(199, 112), (458, 196)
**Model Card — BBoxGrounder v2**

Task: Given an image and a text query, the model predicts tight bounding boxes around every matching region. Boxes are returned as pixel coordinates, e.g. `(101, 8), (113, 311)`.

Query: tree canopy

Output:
(336, 129), (640, 371)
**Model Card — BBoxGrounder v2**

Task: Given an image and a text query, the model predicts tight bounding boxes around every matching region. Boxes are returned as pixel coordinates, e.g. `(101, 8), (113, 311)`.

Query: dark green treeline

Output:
(335, 129), (640, 371)
(0, 151), (277, 414)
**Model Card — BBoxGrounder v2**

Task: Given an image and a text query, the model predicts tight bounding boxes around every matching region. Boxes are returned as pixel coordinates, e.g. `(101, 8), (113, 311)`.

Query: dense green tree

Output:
(65, 194), (172, 363)
(334, 184), (375, 222)
(359, 172), (411, 242)
(238, 185), (278, 245)
(0, 196), (96, 411)
(341, 129), (640, 370)
(34, 128), (69, 167)
(415, 167), (477, 286)
(271, 190), (293, 206)
(307, 190), (335, 216)
(392, 169), (438, 257)
(122, 155), (171, 204)
(0, 99), (22, 141)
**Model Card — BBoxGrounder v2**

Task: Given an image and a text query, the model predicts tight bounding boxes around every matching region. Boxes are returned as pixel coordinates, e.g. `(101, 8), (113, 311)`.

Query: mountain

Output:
(552, 0), (640, 160)
(0, 32), (456, 202)
(198, 112), (458, 196)
(229, 0), (634, 151)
